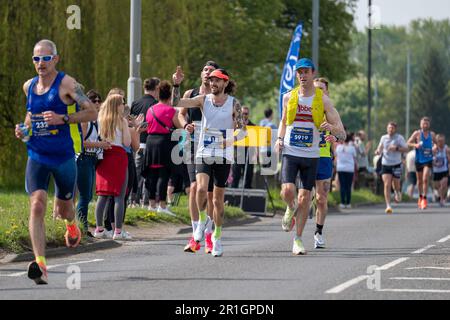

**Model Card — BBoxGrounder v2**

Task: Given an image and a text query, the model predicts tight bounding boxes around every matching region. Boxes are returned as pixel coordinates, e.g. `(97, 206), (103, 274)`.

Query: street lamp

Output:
(127, 0), (142, 106)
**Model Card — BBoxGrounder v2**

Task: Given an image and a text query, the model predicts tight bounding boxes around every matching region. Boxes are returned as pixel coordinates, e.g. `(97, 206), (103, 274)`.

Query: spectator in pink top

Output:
(143, 80), (191, 216)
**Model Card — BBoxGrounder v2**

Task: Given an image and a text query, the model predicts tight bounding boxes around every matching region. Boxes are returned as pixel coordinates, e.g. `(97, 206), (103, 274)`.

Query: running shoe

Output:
(205, 233), (213, 254)
(148, 205), (158, 212)
(113, 230), (132, 241)
(314, 233), (325, 249)
(194, 216), (210, 242)
(27, 261), (48, 285)
(184, 236), (201, 253)
(418, 196), (423, 209)
(293, 238), (306, 256)
(422, 198), (428, 210)
(212, 237), (223, 257)
(157, 206), (176, 217)
(93, 229), (113, 239)
(385, 206), (393, 214)
(282, 205), (297, 232)
(65, 223), (82, 248)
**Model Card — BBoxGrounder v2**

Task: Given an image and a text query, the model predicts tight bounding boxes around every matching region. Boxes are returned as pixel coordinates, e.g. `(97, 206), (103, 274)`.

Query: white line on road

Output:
(412, 245), (436, 254)
(390, 277), (450, 281)
(326, 257), (410, 294)
(377, 258), (410, 271)
(406, 267), (450, 270)
(437, 235), (450, 243)
(0, 259), (104, 277)
(377, 289), (450, 293)
(325, 275), (369, 294)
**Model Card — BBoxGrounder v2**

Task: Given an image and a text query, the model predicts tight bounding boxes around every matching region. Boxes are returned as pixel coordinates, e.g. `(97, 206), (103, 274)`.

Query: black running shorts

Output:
(196, 158), (231, 189)
(281, 155), (319, 191)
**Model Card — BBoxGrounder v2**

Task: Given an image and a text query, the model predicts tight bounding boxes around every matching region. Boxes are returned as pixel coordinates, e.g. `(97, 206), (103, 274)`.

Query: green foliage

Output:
(0, 0), (356, 187)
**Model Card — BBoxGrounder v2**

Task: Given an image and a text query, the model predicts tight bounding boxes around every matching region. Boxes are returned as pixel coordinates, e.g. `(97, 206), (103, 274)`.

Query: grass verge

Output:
(0, 190), (246, 254)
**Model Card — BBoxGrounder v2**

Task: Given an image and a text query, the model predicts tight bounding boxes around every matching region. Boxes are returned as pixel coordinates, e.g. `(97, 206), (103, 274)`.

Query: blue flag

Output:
(279, 23), (303, 119)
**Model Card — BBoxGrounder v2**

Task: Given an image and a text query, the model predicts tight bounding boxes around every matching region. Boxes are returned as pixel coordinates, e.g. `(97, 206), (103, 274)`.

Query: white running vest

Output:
(196, 94), (235, 162)
(283, 94), (321, 159)
(433, 145), (449, 173)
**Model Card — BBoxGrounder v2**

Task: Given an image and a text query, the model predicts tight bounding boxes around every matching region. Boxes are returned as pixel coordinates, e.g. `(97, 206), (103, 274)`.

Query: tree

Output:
(412, 47), (450, 136)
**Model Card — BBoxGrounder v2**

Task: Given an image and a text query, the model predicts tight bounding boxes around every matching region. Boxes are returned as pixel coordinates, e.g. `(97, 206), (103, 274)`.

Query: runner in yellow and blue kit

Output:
(312, 78), (336, 249)
(15, 40), (97, 285)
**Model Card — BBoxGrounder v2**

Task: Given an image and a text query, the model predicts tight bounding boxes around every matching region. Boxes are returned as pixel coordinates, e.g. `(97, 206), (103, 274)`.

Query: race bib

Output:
(290, 127), (314, 148)
(31, 114), (59, 137)
(423, 148), (433, 157)
(203, 128), (226, 150)
(434, 157), (445, 168)
(319, 131), (327, 148)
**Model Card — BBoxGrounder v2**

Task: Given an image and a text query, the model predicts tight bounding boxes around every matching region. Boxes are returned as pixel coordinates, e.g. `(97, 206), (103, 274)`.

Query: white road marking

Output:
(0, 259), (104, 277)
(326, 258), (410, 294)
(390, 277), (450, 281)
(377, 289), (450, 293)
(325, 275), (369, 294)
(406, 267), (450, 271)
(412, 245), (435, 254)
(437, 235), (450, 243)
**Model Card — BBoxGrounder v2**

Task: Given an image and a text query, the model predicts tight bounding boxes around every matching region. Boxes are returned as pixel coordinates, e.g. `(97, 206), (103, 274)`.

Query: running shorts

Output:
(281, 155), (319, 191)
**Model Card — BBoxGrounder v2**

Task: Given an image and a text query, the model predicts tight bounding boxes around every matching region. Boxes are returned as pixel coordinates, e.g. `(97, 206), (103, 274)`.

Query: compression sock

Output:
(36, 256), (47, 267)
(315, 224), (324, 235)
(213, 226), (222, 240)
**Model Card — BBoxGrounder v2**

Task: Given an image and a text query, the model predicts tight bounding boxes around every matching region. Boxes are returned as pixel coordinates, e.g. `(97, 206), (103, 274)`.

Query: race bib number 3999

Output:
(290, 127), (314, 148)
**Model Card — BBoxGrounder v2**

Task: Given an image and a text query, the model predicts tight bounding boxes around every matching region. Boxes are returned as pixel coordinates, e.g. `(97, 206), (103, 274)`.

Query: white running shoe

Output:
(212, 237), (223, 257)
(293, 238), (306, 255)
(282, 204), (297, 232)
(94, 229), (109, 239)
(113, 230), (132, 241)
(339, 204), (346, 210)
(314, 233), (325, 249)
(157, 206), (176, 217)
(148, 205), (158, 212)
(194, 216), (210, 242)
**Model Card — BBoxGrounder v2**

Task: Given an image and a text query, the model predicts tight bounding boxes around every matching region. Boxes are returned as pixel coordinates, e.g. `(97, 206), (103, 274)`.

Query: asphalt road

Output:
(1, 203), (449, 301)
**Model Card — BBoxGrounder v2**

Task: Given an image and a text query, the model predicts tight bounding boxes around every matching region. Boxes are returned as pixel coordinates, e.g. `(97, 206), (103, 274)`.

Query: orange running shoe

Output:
(205, 233), (213, 254)
(184, 236), (201, 253)
(422, 198), (428, 210)
(27, 261), (48, 285)
(65, 223), (82, 248)
(418, 196), (423, 209)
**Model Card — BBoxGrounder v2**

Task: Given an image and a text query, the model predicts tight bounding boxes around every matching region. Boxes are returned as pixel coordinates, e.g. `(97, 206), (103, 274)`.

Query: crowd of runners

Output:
(14, 40), (450, 285)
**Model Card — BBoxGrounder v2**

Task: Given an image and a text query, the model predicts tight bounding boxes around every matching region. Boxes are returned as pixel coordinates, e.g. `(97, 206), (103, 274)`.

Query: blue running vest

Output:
(416, 131), (433, 164)
(26, 72), (82, 166)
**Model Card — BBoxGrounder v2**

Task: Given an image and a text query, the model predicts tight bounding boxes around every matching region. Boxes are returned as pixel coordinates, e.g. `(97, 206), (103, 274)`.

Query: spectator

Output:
(94, 94), (132, 240)
(259, 108), (278, 170)
(75, 90), (111, 236)
(130, 78), (161, 208)
(142, 80), (190, 216)
(231, 106), (256, 189)
(406, 149), (417, 199)
(354, 130), (372, 189)
(336, 133), (357, 209)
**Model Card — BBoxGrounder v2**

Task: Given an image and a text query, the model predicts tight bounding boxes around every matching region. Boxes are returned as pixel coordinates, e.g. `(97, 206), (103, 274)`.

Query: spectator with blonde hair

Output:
(94, 94), (132, 240)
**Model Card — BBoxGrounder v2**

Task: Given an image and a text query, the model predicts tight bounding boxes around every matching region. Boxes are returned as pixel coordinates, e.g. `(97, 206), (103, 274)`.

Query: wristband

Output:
(184, 123), (189, 129)
(278, 137), (284, 141)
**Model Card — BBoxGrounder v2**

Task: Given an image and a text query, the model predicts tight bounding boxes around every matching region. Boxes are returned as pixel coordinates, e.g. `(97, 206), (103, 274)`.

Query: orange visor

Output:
(209, 70), (229, 81)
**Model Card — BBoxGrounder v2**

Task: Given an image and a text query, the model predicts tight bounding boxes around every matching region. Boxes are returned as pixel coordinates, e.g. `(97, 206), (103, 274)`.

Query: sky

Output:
(354, 0), (450, 30)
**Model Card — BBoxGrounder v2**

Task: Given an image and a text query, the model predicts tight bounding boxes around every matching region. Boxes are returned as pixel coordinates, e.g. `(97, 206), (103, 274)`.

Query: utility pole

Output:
(312, 0), (320, 71)
(406, 50), (411, 138)
(127, 0), (142, 106)
(367, 0), (372, 141)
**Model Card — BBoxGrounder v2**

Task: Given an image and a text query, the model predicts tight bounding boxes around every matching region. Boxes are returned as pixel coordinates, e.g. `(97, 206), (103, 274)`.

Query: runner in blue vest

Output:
(14, 40), (97, 285)
(407, 117), (437, 210)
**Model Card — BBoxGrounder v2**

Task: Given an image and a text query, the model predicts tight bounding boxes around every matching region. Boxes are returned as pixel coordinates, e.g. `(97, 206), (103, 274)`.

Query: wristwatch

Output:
(62, 114), (70, 124)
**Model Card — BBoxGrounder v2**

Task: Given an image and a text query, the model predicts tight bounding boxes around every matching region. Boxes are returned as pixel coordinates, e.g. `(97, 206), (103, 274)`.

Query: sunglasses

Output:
(32, 55), (55, 63)
(243, 113), (249, 116)
(91, 98), (102, 104)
